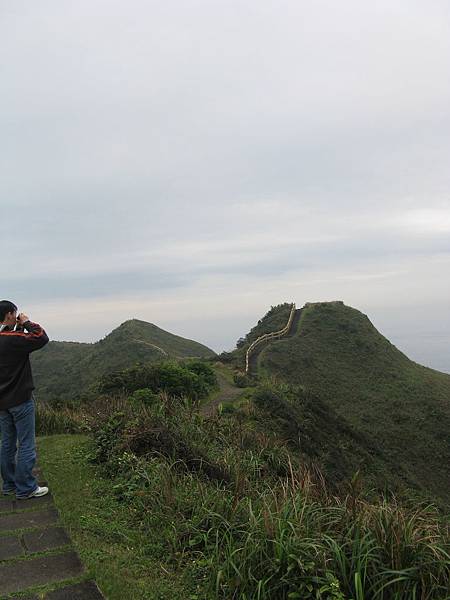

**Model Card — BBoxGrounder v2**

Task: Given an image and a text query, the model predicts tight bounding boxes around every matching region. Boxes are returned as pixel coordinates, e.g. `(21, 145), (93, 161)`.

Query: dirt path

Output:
(285, 308), (303, 337)
(200, 371), (244, 417)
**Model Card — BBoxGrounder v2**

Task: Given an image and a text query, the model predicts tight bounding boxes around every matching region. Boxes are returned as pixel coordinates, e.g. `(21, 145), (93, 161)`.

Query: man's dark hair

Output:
(0, 300), (18, 322)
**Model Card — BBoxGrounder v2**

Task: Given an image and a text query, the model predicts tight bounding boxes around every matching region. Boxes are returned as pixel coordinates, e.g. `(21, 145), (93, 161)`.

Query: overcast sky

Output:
(1, 1), (449, 372)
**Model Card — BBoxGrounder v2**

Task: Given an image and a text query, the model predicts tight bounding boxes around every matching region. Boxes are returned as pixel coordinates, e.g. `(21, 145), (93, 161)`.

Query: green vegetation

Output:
(97, 359), (218, 401)
(252, 383), (396, 494)
(30, 301), (450, 598)
(37, 387), (450, 600)
(219, 302), (293, 368)
(31, 319), (216, 403)
(252, 302), (450, 506)
(36, 401), (84, 435)
(37, 434), (191, 600)
(35, 361), (219, 444)
(241, 302), (294, 346)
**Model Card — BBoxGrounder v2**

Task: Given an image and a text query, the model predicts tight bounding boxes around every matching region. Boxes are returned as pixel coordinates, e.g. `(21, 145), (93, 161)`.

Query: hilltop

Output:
(31, 319), (215, 401)
(226, 301), (450, 505)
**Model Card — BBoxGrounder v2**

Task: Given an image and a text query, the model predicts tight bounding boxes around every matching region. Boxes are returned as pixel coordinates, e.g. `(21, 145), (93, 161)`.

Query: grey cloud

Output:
(1, 1), (450, 371)
(3, 265), (190, 302)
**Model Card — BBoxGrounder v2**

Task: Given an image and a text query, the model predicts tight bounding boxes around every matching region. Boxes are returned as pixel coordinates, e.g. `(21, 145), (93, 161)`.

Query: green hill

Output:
(31, 319), (216, 402)
(236, 301), (450, 505)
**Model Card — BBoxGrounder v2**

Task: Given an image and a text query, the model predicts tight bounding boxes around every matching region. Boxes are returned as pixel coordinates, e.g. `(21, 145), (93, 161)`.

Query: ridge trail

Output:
(200, 371), (243, 417)
(247, 307), (303, 376)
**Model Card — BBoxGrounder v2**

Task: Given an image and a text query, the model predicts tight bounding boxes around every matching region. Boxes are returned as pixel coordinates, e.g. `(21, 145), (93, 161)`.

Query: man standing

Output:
(0, 300), (49, 499)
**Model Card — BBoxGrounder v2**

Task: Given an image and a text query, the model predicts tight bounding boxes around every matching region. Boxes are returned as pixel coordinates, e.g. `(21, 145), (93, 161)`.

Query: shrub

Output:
(236, 337), (247, 348)
(89, 402), (232, 485)
(233, 372), (254, 388)
(217, 351), (234, 363)
(217, 402), (237, 416)
(182, 359), (218, 393)
(97, 359), (217, 401)
(129, 388), (158, 406)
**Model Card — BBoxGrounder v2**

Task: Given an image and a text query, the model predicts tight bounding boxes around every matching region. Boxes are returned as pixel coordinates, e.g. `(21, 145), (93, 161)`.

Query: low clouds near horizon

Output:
(1, 1), (449, 372)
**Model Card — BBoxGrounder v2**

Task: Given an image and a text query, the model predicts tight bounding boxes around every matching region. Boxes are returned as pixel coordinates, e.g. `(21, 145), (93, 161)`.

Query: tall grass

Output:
(35, 391), (160, 436)
(85, 397), (449, 600)
(36, 400), (85, 435)
(187, 468), (450, 599)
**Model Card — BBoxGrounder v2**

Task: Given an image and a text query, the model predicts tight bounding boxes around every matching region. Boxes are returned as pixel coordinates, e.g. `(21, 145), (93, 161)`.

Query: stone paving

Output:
(0, 465), (105, 599)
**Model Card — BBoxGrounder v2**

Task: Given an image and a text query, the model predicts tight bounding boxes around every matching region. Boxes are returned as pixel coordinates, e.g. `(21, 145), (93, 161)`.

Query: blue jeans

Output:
(0, 395), (38, 498)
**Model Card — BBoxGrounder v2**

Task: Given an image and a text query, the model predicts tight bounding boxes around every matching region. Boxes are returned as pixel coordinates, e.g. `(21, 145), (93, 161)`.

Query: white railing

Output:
(245, 303), (296, 374)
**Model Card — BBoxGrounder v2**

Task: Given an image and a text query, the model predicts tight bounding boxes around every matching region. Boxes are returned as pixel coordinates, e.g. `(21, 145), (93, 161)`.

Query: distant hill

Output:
(226, 301), (450, 505)
(31, 319), (216, 401)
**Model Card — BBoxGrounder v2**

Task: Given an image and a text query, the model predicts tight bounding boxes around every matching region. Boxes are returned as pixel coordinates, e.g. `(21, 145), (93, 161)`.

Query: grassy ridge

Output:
(36, 392), (450, 600)
(257, 302), (450, 505)
(31, 302), (450, 598)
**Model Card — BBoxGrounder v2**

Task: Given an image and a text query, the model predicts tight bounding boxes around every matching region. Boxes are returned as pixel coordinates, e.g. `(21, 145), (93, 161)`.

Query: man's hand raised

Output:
(17, 313), (30, 325)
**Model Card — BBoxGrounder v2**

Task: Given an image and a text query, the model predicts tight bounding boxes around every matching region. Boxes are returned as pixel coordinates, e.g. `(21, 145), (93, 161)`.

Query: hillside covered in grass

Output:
(31, 303), (450, 598)
(32, 301), (450, 507)
(36, 388), (450, 600)
(31, 319), (216, 402)
(244, 301), (450, 506)
(37, 318), (450, 600)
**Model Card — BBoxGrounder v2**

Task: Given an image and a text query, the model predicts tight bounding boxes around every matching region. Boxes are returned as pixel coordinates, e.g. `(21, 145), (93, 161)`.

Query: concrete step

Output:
(0, 460), (106, 598)
(0, 550), (83, 595)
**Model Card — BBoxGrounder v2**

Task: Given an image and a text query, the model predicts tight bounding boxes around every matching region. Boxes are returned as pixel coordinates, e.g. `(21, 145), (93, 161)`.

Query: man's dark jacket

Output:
(0, 321), (49, 411)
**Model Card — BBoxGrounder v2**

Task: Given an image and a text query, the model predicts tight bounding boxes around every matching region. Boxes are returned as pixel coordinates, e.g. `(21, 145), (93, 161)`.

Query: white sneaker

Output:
(18, 486), (49, 500)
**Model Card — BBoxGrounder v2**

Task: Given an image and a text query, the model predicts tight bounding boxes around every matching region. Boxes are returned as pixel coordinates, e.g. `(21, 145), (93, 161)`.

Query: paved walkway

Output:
(0, 464), (105, 599)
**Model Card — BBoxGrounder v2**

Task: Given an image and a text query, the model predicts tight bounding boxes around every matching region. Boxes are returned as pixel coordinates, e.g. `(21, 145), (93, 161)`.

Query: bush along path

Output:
(0, 463), (105, 599)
